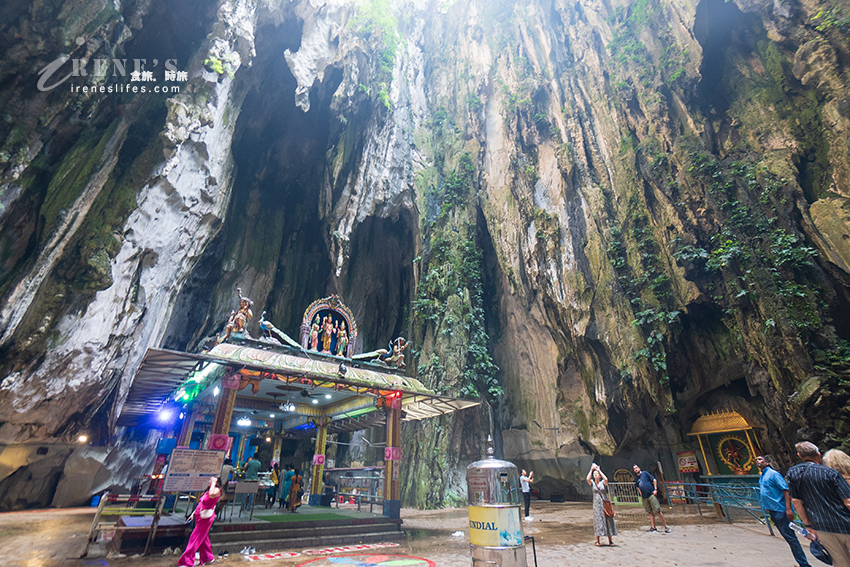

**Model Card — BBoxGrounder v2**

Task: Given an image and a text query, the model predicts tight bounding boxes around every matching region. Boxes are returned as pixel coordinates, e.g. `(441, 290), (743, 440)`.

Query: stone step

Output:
(209, 529), (405, 554)
(211, 521), (399, 544)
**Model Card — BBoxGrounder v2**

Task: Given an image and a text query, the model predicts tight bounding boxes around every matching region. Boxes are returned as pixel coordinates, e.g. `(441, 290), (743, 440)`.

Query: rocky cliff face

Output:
(0, 0), (848, 509)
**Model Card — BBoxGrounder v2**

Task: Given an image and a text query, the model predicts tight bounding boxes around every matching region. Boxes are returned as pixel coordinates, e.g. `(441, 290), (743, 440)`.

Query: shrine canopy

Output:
(686, 410), (763, 476)
(118, 294), (480, 434)
(118, 342), (480, 436)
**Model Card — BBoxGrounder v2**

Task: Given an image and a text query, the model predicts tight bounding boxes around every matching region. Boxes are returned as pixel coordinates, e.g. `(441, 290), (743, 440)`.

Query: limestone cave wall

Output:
(0, 0), (849, 509)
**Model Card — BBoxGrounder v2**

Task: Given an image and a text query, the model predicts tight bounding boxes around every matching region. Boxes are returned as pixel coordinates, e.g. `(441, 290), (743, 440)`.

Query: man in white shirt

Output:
(520, 469), (535, 520)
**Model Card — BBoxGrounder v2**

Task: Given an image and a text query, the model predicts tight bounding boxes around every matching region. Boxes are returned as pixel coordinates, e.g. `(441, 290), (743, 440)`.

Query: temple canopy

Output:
(686, 410), (763, 436)
(117, 341), (480, 434)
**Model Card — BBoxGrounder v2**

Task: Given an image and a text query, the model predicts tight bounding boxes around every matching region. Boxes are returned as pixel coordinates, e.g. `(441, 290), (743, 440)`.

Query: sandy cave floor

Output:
(0, 501), (813, 567)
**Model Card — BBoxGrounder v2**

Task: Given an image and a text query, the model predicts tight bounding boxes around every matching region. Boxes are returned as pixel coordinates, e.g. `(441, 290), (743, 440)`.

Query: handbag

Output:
(603, 499), (616, 518)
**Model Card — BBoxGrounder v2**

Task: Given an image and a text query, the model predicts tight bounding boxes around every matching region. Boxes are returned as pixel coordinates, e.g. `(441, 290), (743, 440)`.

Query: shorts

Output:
(642, 494), (661, 513)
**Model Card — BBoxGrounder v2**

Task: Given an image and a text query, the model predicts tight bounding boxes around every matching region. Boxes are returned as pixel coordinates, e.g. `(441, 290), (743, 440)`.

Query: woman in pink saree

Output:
(178, 476), (222, 566)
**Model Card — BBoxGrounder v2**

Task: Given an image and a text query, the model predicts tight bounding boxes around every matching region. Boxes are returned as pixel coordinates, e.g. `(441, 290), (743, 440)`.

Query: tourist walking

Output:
(266, 463), (280, 508)
(824, 449), (850, 486)
(178, 476), (221, 567)
(279, 464), (294, 508)
(787, 441), (850, 567)
(586, 463), (617, 546)
(520, 469), (535, 521)
(756, 455), (811, 567)
(633, 464), (669, 532)
(288, 468), (303, 512)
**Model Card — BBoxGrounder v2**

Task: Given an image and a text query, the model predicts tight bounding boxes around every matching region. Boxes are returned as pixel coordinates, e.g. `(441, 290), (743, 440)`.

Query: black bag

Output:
(810, 540), (833, 565)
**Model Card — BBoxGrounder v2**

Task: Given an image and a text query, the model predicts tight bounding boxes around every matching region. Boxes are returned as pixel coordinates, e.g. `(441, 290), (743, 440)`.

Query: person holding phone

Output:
(587, 463), (617, 546)
(520, 469), (535, 520)
(178, 476), (222, 566)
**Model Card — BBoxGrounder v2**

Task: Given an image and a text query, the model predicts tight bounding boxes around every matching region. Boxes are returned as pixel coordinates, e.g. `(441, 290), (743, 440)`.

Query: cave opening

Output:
(343, 211), (417, 352)
(667, 302), (743, 402)
(121, 0), (217, 73)
(693, 0), (758, 115)
(215, 20), (343, 337)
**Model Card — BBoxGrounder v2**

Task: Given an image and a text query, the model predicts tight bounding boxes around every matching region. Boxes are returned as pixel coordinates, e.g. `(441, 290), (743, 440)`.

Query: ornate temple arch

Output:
(299, 295), (359, 358)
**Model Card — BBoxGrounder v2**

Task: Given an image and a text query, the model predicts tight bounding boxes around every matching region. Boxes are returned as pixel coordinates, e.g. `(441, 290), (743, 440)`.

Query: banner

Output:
(207, 434), (232, 453)
(468, 506), (523, 547)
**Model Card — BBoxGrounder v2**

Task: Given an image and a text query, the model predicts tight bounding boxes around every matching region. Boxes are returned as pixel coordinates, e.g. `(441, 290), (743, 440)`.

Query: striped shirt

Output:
(787, 461), (850, 534)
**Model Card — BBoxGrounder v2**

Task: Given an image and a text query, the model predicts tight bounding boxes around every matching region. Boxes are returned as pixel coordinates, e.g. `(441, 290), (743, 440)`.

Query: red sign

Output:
(207, 434), (232, 452)
(384, 447), (401, 461)
(677, 450), (700, 473)
(312, 454), (326, 466)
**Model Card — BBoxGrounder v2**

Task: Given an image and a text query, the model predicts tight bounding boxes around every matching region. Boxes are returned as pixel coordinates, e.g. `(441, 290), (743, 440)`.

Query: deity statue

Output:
(321, 315), (335, 352)
(217, 288), (253, 344)
(309, 316), (321, 351)
(352, 336), (409, 369)
(384, 337), (409, 369)
(335, 321), (349, 357)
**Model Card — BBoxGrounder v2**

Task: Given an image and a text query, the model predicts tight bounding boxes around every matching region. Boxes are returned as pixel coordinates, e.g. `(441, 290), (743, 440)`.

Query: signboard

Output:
(163, 448), (225, 492)
(312, 454), (326, 466)
(384, 447), (401, 461)
(468, 506), (523, 547)
(677, 451), (700, 474)
(613, 469), (634, 483)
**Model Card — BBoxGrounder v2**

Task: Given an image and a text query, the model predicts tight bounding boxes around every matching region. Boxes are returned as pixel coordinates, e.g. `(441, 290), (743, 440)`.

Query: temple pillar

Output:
(272, 436), (283, 465)
(211, 373), (239, 436)
(382, 394), (402, 519)
(177, 407), (199, 447)
(308, 417), (330, 506)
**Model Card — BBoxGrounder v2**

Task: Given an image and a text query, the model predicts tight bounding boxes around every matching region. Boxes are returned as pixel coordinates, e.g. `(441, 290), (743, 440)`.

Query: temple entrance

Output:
(113, 294), (479, 554)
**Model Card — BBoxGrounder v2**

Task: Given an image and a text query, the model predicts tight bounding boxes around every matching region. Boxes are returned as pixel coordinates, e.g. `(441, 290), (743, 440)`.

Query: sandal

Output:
(595, 541), (601, 547)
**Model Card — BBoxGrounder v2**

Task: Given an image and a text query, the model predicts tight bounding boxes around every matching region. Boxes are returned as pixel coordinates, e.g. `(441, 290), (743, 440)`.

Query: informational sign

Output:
(235, 481), (259, 494)
(677, 451), (700, 474)
(312, 454), (326, 466)
(163, 448), (225, 492)
(468, 506), (523, 547)
(666, 481), (686, 503)
(467, 471), (490, 505)
(384, 447), (401, 461)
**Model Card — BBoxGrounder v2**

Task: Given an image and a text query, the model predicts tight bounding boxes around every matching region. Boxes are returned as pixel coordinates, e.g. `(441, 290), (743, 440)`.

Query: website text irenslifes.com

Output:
(71, 84), (181, 94)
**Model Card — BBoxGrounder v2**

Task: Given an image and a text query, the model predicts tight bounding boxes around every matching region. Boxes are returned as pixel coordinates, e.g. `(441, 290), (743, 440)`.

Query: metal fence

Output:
(607, 482), (642, 504)
(663, 481), (774, 535)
